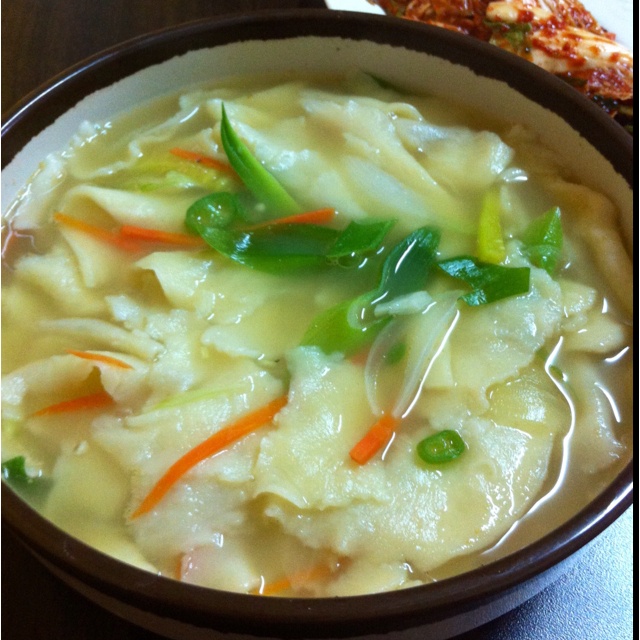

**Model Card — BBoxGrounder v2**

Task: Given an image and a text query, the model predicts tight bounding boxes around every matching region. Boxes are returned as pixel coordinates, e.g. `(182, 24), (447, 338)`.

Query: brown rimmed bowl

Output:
(1, 9), (633, 640)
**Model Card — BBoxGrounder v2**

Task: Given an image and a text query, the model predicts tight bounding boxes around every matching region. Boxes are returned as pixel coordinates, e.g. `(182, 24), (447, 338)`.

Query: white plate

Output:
(324, 0), (634, 50)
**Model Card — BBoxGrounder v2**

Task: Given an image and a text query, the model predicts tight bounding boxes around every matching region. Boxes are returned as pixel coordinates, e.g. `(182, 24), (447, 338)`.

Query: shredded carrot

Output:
(169, 147), (236, 175)
(130, 394), (288, 519)
(53, 212), (140, 252)
(253, 561), (338, 596)
(244, 207), (336, 230)
(349, 414), (400, 465)
(67, 349), (133, 370)
(175, 554), (185, 581)
(55, 213), (207, 252)
(32, 390), (114, 417)
(118, 225), (207, 248)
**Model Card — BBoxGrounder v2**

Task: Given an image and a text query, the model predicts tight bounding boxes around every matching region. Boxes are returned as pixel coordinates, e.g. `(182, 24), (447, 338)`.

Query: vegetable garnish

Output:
(349, 413), (400, 465)
(186, 192), (248, 232)
(253, 560), (341, 596)
(220, 104), (300, 216)
(375, 227), (441, 304)
(187, 211), (394, 274)
(2, 456), (41, 484)
(301, 295), (391, 357)
(521, 207), (563, 275)
(326, 219), (396, 262)
(476, 187), (506, 264)
(365, 291), (461, 420)
(169, 147), (237, 175)
(438, 256), (530, 306)
(193, 224), (341, 273)
(187, 110), (397, 270)
(55, 213), (206, 252)
(118, 225), (207, 248)
(1, 456), (52, 506)
(302, 226), (440, 356)
(130, 394), (288, 519)
(119, 151), (236, 193)
(243, 207), (336, 230)
(31, 390), (114, 417)
(66, 349), (133, 370)
(416, 430), (466, 465)
(54, 213), (140, 252)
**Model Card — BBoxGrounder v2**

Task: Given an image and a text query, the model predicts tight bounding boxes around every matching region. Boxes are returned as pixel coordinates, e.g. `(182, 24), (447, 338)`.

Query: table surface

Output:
(1, 2), (634, 639)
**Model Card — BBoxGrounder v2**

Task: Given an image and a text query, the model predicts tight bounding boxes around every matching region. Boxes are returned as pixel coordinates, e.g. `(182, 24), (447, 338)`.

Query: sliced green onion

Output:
(193, 223), (339, 273)
(301, 294), (390, 356)
(1, 456), (52, 506)
(476, 187), (506, 264)
(521, 206), (563, 275)
(327, 219), (396, 261)
(438, 256), (530, 306)
(416, 430), (466, 464)
(302, 226), (441, 355)
(185, 192), (247, 233)
(188, 201), (394, 274)
(2, 456), (33, 482)
(375, 226), (440, 303)
(220, 104), (300, 216)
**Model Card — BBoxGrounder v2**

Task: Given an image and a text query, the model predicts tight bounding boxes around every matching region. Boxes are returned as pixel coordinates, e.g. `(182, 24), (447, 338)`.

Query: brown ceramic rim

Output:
(1, 10), (634, 639)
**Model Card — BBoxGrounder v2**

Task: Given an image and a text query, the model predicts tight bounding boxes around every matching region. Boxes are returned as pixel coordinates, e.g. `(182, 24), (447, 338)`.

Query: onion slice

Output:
(364, 291), (460, 418)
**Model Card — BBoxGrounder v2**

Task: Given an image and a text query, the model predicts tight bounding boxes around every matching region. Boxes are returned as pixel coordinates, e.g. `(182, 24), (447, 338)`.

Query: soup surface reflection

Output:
(1, 73), (633, 596)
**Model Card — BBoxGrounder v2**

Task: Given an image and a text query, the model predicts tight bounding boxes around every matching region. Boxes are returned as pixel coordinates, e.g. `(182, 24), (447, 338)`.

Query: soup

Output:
(1, 73), (632, 597)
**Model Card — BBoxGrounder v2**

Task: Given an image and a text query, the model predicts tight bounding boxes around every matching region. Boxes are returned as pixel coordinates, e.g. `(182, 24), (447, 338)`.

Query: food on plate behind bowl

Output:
(1, 72), (632, 597)
(372, 0), (634, 132)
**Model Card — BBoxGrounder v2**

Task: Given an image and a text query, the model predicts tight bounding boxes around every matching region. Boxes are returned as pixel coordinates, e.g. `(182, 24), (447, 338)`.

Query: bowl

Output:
(1, 9), (633, 640)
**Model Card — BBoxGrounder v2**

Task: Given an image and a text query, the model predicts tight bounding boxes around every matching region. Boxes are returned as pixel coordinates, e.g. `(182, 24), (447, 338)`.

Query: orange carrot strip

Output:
(349, 414), (400, 465)
(244, 208), (336, 230)
(67, 349), (133, 370)
(32, 391), (114, 417)
(130, 395), (288, 519)
(175, 554), (185, 581)
(54, 212), (140, 252)
(169, 147), (236, 174)
(118, 225), (207, 248)
(254, 562), (337, 596)
(255, 576), (292, 597)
